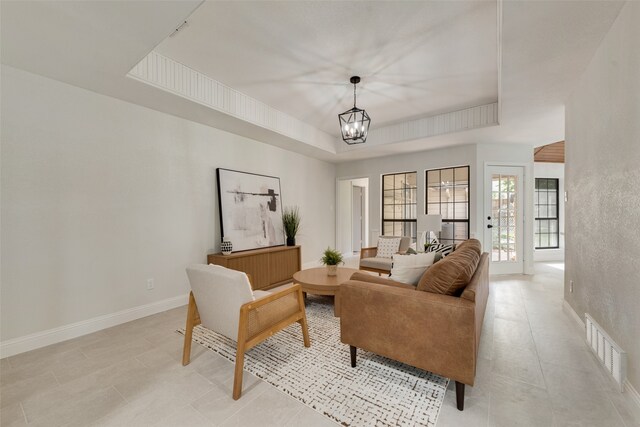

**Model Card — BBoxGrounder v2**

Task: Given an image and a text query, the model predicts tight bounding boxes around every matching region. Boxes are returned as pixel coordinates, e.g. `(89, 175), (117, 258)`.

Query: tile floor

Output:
(1, 262), (639, 426)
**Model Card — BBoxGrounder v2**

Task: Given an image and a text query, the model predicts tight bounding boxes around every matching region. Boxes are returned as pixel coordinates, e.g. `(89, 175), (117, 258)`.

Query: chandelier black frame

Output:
(338, 76), (370, 145)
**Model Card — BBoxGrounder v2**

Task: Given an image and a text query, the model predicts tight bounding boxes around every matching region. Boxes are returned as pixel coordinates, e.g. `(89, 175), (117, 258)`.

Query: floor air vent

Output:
(585, 314), (627, 391)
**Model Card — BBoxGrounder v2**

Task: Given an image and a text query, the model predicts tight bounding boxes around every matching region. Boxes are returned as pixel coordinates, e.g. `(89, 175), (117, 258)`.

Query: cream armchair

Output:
(359, 235), (412, 275)
(182, 264), (310, 399)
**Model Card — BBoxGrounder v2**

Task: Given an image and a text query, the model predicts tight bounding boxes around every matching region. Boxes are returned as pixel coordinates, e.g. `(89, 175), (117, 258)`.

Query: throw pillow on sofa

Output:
(416, 246), (480, 295)
(377, 236), (402, 258)
(427, 243), (455, 257)
(390, 252), (436, 285)
(454, 239), (482, 256)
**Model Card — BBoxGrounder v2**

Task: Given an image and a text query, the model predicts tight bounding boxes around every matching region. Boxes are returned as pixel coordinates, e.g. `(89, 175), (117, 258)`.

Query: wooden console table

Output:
(207, 245), (301, 291)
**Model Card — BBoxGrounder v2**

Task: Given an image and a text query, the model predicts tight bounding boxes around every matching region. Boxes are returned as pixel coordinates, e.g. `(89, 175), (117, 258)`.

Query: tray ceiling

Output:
(1, 0), (625, 162)
(154, 1), (499, 137)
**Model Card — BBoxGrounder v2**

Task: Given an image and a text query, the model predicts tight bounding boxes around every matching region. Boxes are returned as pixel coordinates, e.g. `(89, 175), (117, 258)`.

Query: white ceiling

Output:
(0, 1), (625, 163)
(155, 1), (498, 136)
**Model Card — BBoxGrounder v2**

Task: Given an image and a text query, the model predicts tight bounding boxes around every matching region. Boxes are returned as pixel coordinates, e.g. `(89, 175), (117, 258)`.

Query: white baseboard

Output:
(563, 299), (585, 329)
(0, 294), (189, 359)
(563, 300), (640, 410)
(625, 380), (640, 410)
(533, 248), (565, 262)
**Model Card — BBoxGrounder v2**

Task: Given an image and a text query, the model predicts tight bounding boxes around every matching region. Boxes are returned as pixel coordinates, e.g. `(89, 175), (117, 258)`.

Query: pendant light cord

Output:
(353, 83), (357, 108)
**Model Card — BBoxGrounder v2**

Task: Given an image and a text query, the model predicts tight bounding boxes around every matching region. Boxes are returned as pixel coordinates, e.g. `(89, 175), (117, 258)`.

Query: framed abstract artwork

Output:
(216, 168), (285, 252)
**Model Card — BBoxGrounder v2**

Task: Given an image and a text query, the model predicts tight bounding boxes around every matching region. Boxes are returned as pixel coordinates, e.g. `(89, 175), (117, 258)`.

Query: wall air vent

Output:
(585, 314), (627, 392)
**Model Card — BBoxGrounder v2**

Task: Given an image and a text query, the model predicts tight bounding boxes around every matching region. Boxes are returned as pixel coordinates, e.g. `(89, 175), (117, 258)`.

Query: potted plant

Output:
(321, 247), (344, 276)
(282, 206), (301, 246)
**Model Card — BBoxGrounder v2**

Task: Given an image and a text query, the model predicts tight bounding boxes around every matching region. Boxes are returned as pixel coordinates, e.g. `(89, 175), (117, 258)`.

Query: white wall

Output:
(337, 144), (477, 245)
(0, 65), (336, 349)
(565, 1), (640, 393)
(336, 143), (534, 272)
(533, 162), (565, 261)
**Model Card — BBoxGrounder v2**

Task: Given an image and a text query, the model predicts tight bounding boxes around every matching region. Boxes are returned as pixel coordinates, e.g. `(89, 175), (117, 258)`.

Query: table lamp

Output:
(417, 214), (442, 251)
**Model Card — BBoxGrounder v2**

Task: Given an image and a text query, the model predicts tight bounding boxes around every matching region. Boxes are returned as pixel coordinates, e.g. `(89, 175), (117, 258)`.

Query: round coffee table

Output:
(293, 267), (360, 317)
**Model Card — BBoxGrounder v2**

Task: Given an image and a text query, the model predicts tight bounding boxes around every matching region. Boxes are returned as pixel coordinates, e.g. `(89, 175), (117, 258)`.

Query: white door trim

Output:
(352, 185), (364, 251)
(483, 162), (534, 275)
(335, 176), (370, 253)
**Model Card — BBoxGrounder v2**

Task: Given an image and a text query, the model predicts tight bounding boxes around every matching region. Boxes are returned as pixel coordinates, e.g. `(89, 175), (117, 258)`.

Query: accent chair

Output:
(182, 264), (310, 399)
(359, 235), (412, 275)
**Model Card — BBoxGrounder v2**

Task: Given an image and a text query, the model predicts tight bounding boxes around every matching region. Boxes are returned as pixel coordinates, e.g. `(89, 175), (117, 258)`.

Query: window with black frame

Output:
(382, 172), (417, 242)
(426, 166), (470, 245)
(534, 178), (560, 249)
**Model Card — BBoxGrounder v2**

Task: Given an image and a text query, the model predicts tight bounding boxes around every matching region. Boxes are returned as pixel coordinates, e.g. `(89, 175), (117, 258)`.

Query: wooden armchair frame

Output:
(182, 283), (310, 400)
(359, 246), (378, 260)
(359, 246), (391, 275)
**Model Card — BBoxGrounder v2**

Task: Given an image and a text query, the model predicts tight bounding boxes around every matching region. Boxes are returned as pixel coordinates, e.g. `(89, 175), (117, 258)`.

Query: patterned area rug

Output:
(180, 296), (448, 426)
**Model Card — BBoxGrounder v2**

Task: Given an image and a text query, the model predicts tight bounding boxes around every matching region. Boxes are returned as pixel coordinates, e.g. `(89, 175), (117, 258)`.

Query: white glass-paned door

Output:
(485, 166), (524, 274)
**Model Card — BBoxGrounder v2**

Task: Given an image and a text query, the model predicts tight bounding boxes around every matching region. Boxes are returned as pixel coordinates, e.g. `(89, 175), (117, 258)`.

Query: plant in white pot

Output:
(320, 247), (344, 276)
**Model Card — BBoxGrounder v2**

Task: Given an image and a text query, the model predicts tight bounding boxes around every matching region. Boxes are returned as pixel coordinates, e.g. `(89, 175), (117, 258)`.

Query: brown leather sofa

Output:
(340, 241), (489, 411)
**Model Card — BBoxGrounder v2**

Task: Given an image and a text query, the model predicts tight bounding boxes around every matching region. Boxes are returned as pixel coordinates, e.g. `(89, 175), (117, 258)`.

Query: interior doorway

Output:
(336, 177), (369, 255)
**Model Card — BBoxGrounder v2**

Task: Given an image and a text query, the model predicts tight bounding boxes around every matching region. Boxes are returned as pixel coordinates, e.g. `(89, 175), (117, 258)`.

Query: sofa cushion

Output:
(377, 236), (402, 258)
(349, 272), (415, 290)
(455, 239), (482, 256)
(359, 257), (393, 271)
(416, 247), (480, 295)
(461, 253), (488, 302)
(390, 252), (436, 285)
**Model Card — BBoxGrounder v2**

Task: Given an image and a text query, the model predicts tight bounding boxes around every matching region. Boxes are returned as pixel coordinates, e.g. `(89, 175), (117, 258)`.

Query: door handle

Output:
(487, 224), (493, 229)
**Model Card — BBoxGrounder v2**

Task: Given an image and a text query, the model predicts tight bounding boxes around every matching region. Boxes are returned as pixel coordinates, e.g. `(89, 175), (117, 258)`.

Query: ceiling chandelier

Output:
(338, 76), (370, 145)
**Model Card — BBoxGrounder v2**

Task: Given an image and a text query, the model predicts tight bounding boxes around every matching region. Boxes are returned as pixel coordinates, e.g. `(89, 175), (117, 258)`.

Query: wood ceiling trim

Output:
(534, 141), (564, 163)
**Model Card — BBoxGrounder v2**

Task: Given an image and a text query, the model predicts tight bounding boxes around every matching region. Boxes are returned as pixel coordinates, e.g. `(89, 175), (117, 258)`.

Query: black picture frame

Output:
(216, 168), (285, 252)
